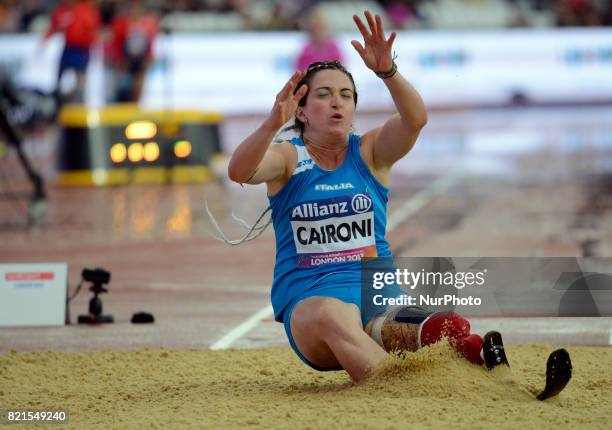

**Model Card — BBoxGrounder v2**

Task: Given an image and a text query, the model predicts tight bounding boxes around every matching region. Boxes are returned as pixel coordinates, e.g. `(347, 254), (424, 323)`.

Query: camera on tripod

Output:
(77, 268), (114, 324)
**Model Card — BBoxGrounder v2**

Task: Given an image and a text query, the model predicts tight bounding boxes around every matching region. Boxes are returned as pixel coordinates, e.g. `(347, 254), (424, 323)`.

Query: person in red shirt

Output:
(106, 0), (158, 102)
(42, 0), (101, 104)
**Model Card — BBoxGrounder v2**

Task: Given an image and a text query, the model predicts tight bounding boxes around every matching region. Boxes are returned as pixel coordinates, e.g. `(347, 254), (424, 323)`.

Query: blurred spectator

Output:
(19, 0), (46, 32)
(264, 2), (297, 30)
(601, 1), (612, 26)
(0, 0), (21, 32)
(202, 0), (236, 13)
(1, 0), (611, 36)
(99, 0), (118, 27)
(379, 0), (423, 29)
(106, 0), (159, 102)
(262, 0), (312, 30)
(555, 0), (601, 26)
(296, 9), (343, 71)
(42, 0), (101, 104)
(507, 0), (532, 27)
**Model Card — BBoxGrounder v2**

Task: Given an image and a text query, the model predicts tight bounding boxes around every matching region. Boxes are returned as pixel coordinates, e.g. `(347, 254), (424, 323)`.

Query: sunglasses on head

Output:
(306, 61), (346, 73)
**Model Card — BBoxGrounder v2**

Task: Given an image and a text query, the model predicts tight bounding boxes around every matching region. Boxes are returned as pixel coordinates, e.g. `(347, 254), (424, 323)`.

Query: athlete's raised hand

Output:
(267, 70), (308, 130)
(351, 11), (396, 74)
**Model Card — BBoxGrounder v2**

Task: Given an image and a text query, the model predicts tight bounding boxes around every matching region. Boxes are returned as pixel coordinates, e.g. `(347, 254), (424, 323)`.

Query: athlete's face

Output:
(297, 69), (356, 140)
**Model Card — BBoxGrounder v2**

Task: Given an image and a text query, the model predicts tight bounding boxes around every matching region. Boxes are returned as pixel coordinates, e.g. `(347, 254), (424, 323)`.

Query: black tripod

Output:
(76, 268), (115, 324)
(77, 282), (115, 324)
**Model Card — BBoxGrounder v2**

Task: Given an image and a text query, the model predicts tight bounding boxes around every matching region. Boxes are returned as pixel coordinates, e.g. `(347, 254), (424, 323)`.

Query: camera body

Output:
(81, 268), (110, 285)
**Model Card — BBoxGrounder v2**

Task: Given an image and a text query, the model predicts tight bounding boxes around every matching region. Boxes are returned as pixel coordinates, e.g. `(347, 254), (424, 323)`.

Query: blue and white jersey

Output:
(268, 133), (392, 322)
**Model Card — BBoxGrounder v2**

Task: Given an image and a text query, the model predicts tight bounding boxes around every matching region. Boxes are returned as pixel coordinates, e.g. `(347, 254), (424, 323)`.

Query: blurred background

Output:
(1, 0), (611, 348)
(1, 0), (611, 202)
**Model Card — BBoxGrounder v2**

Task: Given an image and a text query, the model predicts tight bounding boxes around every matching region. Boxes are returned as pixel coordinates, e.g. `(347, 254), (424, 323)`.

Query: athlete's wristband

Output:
(375, 62), (397, 79)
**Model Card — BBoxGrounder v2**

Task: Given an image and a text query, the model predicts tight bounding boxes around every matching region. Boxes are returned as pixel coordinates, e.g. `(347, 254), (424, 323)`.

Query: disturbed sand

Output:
(1, 342), (611, 430)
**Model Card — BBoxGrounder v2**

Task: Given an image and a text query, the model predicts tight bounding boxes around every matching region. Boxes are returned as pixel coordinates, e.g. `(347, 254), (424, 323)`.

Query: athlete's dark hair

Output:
(288, 60), (358, 137)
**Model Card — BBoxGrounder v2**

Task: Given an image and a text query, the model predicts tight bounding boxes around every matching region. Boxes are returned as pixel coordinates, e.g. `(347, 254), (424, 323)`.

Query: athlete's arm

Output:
(228, 71), (308, 185)
(227, 120), (287, 185)
(351, 11), (428, 170)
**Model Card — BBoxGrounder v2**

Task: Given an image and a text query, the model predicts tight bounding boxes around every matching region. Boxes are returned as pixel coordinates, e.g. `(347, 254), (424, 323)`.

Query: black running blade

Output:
(483, 331), (510, 369)
(536, 348), (572, 401)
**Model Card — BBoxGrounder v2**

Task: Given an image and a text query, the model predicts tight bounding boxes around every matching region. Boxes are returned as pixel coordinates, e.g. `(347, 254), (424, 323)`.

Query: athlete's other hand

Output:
(351, 10), (396, 74)
(266, 70), (308, 130)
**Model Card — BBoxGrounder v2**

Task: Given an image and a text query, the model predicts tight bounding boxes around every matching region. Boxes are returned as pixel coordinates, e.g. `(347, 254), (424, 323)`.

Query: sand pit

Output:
(1, 342), (610, 429)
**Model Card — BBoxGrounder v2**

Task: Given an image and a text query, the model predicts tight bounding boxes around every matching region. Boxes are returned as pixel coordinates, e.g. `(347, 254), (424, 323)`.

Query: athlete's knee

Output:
(318, 298), (361, 335)
(297, 297), (360, 341)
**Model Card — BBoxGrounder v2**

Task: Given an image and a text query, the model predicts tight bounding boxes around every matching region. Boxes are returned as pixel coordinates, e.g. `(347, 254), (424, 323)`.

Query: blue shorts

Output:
(59, 47), (91, 75)
(282, 283), (372, 371)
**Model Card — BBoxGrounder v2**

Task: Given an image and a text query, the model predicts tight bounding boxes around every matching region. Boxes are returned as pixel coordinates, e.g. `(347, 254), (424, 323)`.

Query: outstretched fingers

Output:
(351, 40), (366, 59)
(375, 14), (385, 40)
(292, 83), (308, 103)
(365, 10), (377, 38)
(352, 14), (371, 40)
(354, 11), (393, 44)
(276, 81), (292, 102)
(277, 70), (305, 101)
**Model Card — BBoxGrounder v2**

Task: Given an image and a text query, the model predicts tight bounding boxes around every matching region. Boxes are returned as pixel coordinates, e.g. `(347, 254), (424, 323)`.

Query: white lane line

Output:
(210, 171), (463, 349)
(387, 171), (462, 231)
(210, 304), (274, 350)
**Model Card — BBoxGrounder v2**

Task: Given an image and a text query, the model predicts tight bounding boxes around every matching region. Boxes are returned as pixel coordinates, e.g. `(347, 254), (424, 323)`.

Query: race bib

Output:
(290, 193), (378, 268)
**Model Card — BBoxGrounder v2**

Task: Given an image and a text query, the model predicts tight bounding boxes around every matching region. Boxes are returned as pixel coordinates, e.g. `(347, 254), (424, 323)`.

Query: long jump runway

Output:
(1, 107), (612, 428)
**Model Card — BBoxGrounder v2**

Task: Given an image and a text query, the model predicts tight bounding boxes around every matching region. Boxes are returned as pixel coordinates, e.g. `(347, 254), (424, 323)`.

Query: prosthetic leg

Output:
(366, 306), (507, 368)
(366, 306), (572, 400)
